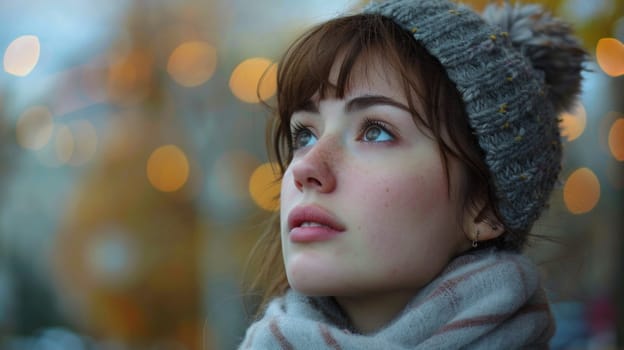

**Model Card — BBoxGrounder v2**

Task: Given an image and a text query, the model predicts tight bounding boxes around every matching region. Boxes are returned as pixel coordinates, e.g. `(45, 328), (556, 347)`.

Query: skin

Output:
(279, 54), (477, 334)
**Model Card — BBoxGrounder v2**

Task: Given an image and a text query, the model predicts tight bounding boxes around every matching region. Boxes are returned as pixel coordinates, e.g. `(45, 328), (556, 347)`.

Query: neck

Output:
(334, 290), (415, 334)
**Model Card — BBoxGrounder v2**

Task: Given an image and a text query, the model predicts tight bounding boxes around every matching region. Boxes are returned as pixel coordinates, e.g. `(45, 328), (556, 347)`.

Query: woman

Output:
(241, 0), (586, 348)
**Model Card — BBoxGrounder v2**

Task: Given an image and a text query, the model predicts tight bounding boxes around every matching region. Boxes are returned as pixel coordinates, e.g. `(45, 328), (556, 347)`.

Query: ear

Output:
(464, 205), (505, 245)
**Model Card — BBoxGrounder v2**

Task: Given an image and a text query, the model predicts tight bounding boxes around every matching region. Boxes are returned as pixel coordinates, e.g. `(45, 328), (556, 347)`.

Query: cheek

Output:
(351, 163), (453, 261)
(356, 167), (448, 225)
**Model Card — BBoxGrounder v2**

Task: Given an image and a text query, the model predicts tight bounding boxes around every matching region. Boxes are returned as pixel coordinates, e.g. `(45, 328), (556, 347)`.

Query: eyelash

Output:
(358, 118), (396, 141)
(290, 121), (307, 137)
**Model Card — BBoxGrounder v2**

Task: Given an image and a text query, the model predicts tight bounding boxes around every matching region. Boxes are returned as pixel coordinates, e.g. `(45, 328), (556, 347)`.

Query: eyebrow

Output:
(295, 94), (410, 115)
(346, 95), (410, 113)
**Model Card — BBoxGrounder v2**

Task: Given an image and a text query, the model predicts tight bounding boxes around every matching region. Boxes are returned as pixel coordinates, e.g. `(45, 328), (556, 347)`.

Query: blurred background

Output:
(0, 0), (622, 349)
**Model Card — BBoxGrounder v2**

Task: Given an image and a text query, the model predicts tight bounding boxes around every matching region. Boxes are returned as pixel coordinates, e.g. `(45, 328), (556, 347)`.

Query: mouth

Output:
(287, 205), (345, 231)
(287, 205), (345, 242)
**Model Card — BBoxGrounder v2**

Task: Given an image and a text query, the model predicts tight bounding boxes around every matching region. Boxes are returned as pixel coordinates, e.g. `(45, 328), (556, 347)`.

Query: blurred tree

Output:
(49, 0), (221, 348)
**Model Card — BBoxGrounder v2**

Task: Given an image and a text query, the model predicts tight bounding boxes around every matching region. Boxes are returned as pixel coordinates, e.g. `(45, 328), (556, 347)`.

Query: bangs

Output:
(273, 14), (424, 167)
(277, 14), (419, 113)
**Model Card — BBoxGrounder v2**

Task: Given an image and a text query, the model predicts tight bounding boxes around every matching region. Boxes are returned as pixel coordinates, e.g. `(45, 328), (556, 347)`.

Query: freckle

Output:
(384, 202), (389, 208)
(385, 187), (389, 193)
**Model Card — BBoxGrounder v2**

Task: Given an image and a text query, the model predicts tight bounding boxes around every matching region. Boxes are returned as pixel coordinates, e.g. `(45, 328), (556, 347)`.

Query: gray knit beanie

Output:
(363, 0), (587, 243)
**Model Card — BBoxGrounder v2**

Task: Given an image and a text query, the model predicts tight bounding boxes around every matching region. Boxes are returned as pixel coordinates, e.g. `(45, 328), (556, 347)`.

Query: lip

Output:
(287, 205), (346, 243)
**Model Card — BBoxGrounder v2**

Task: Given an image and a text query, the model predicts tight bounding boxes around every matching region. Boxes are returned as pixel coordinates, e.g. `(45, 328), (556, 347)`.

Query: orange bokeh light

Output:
(608, 118), (624, 161)
(167, 41), (217, 87)
(146, 145), (190, 192)
(563, 168), (601, 215)
(229, 57), (277, 103)
(596, 38), (624, 77)
(249, 162), (281, 211)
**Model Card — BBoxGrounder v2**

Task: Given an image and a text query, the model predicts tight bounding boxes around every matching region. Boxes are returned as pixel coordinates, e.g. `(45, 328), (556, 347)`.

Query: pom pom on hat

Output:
(482, 2), (588, 114)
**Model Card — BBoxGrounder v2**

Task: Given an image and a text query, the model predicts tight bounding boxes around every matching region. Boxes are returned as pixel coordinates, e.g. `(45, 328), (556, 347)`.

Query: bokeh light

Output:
(560, 102), (587, 142)
(249, 162), (280, 211)
(16, 106), (54, 150)
(563, 167), (601, 214)
(229, 57), (277, 103)
(55, 125), (74, 164)
(608, 118), (624, 161)
(167, 41), (217, 87)
(68, 120), (98, 166)
(596, 37), (624, 77)
(3, 35), (40, 76)
(146, 145), (190, 192)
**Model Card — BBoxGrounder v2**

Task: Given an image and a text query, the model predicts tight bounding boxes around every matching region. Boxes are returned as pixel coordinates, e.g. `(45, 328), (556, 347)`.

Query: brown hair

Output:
(248, 13), (518, 315)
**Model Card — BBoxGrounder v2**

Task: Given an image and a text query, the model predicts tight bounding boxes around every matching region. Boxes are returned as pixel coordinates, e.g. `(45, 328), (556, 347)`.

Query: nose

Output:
(290, 140), (337, 193)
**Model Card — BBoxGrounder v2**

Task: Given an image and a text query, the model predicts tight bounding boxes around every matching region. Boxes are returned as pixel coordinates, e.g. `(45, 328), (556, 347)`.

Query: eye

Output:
(361, 119), (395, 142)
(291, 123), (317, 150)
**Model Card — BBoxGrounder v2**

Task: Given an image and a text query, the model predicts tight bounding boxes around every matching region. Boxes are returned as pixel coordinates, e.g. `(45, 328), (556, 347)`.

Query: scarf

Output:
(239, 249), (555, 349)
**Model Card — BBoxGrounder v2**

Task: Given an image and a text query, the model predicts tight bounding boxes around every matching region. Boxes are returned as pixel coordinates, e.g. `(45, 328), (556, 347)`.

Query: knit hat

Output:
(363, 0), (587, 243)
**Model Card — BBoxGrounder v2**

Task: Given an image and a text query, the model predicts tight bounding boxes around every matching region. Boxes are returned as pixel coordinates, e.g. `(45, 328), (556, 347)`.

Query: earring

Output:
(472, 229), (480, 248)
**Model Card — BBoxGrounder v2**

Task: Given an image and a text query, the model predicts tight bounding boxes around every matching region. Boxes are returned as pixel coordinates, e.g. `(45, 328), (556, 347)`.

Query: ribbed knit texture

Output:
(239, 249), (555, 349)
(362, 0), (586, 244)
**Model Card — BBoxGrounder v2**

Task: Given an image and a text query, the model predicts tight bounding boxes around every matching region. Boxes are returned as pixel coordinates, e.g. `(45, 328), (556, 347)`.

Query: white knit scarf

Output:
(239, 249), (555, 349)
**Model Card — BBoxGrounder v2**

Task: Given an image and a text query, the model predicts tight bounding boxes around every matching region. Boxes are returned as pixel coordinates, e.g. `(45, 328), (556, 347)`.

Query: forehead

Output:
(325, 51), (410, 103)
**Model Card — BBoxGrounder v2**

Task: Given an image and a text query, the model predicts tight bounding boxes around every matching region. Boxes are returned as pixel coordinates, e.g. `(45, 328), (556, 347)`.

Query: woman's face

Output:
(280, 55), (472, 297)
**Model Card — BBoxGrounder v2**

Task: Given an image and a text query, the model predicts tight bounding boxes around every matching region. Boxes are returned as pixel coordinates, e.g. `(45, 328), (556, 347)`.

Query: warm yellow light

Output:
(560, 102), (586, 142)
(68, 120), (98, 166)
(3, 35), (40, 77)
(55, 125), (74, 164)
(596, 38), (624, 77)
(146, 145), (190, 192)
(16, 106), (54, 150)
(608, 118), (624, 161)
(249, 162), (281, 211)
(229, 58), (277, 103)
(563, 168), (601, 215)
(167, 41), (217, 87)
